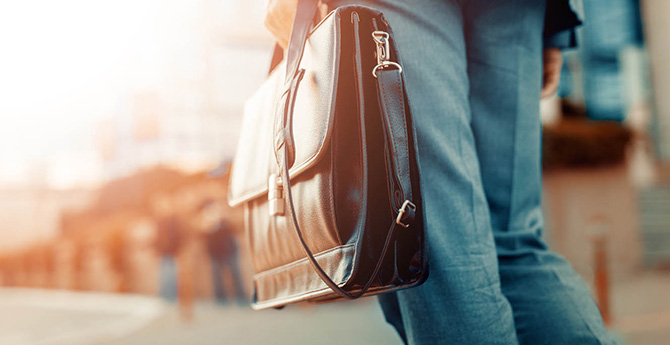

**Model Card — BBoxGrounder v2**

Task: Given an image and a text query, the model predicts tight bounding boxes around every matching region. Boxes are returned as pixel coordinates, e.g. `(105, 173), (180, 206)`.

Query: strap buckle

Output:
(395, 200), (416, 228)
(372, 31), (390, 63)
(372, 31), (403, 78)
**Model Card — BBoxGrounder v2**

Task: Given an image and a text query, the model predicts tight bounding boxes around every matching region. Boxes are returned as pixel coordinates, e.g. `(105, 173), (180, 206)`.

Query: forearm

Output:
(264, 0), (328, 49)
(265, 0), (299, 48)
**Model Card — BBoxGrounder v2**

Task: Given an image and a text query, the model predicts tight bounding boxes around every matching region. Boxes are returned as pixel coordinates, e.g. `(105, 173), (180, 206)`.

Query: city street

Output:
(102, 302), (401, 345)
(0, 288), (401, 345)
(1, 272), (669, 345)
(0, 1), (668, 345)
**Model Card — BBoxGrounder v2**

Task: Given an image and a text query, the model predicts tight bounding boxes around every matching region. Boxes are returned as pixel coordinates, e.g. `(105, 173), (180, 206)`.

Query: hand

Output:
(264, 0), (328, 49)
(264, 0), (298, 49)
(541, 48), (562, 99)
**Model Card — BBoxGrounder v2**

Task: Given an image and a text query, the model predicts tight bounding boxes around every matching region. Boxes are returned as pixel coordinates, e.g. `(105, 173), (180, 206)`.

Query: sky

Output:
(0, 0), (180, 188)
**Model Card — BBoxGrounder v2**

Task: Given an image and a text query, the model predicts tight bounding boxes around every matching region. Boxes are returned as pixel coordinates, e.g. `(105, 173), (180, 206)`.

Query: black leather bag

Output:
(228, 1), (427, 310)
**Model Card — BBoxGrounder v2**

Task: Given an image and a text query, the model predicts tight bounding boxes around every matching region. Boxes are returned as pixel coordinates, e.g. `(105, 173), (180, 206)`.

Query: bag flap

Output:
(228, 11), (341, 207)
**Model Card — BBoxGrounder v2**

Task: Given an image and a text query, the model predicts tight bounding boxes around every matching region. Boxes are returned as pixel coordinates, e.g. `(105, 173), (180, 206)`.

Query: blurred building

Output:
(98, 0), (273, 179)
(0, 0), (274, 251)
(643, 0), (670, 163)
(0, 187), (93, 252)
(638, 0), (670, 266)
(542, 0), (670, 280)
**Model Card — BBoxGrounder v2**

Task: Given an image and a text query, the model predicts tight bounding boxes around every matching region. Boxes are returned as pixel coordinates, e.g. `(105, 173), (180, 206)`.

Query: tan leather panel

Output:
(251, 244), (355, 310)
(228, 14), (340, 207)
(247, 155), (342, 274)
(228, 72), (280, 206)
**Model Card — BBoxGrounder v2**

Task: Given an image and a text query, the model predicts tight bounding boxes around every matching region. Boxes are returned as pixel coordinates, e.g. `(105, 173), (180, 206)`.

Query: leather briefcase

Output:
(228, 1), (427, 310)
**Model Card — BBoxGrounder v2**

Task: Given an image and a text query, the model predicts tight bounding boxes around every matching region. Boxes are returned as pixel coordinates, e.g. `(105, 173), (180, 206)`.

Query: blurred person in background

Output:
(199, 199), (246, 305)
(559, 0), (645, 121)
(265, 0), (616, 344)
(151, 191), (182, 302)
(173, 187), (201, 321)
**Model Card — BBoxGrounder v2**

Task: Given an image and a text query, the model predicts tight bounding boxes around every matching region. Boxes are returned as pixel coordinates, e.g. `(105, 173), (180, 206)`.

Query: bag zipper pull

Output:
(268, 174), (284, 216)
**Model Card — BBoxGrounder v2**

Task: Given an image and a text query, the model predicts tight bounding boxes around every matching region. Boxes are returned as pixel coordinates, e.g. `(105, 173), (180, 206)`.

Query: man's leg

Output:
(227, 253), (247, 302)
(325, 0), (520, 343)
(463, 1), (617, 343)
(378, 293), (406, 343)
(211, 257), (226, 303)
(159, 255), (178, 301)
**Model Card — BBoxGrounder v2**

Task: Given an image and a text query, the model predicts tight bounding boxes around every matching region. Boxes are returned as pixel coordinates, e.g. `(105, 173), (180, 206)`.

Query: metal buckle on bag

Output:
(372, 31), (402, 78)
(396, 200), (416, 228)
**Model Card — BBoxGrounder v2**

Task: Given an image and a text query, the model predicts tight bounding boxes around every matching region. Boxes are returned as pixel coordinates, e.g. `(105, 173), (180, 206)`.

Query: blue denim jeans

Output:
(327, 0), (616, 343)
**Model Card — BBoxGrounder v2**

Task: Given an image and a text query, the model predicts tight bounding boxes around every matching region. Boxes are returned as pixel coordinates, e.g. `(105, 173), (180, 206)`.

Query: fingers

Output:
(541, 48), (563, 99)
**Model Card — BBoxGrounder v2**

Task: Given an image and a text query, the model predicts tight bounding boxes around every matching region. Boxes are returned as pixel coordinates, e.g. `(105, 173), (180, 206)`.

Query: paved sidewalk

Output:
(101, 301), (402, 345)
(610, 270), (670, 345)
(0, 288), (401, 345)
(0, 288), (164, 345)
(2, 270), (669, 345)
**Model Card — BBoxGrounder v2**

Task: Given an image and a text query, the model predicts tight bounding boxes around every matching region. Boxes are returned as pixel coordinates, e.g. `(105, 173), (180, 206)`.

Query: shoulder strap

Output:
(273, 0), (319, 172)
(283, 0), (320, 86)
(377, 68), (415, 219)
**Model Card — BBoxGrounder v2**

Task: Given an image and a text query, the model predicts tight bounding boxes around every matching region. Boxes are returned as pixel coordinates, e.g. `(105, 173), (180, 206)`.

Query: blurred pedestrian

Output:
(265, 0), (616, 344)
(150, 191), (181, 302)
(199, 200), (246, 305)
(559, 0), (645, 121)
(172, 187), (201, 321)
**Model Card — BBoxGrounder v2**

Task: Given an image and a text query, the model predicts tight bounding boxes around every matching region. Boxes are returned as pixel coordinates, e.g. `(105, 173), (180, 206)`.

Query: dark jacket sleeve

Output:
(544, 0), (582, 49)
